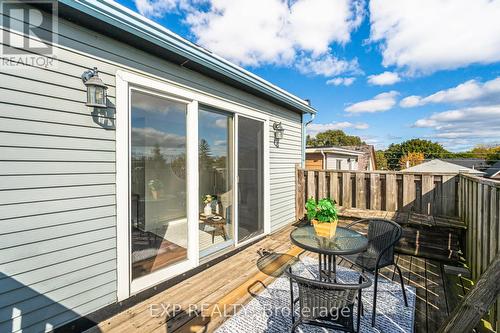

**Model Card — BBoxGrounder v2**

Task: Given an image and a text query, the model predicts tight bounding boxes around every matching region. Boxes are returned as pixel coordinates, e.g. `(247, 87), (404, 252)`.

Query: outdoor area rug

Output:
(215, 256), (416, 333)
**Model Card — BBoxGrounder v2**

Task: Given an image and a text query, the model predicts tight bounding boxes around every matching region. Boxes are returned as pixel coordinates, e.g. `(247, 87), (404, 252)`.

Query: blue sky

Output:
(118, 0), (500, 152)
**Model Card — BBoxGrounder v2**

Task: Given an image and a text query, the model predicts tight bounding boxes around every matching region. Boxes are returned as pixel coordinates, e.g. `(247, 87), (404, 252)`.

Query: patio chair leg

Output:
(356, 290), (362, 331)
(290, 320), (301, 333)
(371, 269), (379, 327)
(395, 264), (408, 307)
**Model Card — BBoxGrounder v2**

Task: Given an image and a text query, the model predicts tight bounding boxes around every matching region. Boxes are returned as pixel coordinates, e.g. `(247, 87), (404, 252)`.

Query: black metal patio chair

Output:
(340, 218), (408, 327)
(285, 266), (371, 333)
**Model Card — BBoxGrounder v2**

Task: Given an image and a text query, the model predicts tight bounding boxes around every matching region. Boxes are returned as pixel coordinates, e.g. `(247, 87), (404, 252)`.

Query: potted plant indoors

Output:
(202, 194), (214, 216)
(306, 197), (339, 238)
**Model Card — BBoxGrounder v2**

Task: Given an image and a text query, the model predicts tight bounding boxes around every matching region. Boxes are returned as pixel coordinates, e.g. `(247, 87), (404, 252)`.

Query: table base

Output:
(318, 253), (337, 282)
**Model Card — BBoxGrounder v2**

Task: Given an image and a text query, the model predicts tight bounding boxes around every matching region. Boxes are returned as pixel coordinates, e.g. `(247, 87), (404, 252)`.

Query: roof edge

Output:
(60, 0), (317, 115)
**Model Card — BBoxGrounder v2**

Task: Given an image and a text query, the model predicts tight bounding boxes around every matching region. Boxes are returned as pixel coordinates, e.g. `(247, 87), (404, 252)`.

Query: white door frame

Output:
(115, 70), (270, 300)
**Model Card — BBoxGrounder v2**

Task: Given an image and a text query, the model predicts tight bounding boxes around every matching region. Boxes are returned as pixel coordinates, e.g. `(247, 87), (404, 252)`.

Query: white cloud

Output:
(137, 0), (365, 75)
(367, 71), (400, 85)
(131, 127), (186, 148)
(297, 55), (360, 77)
(399, 95), (421, 108)
(413, 105), (500, 150)
(307, 121), (369, 136)
(345, 91), (399, 113)
(400, 77), (500, 108)
(369, 0), (500, 74)
(185, 0), (364, 67)
(326, 77), (356, 86)
(214, 118), (228, 128)
(134, 0), (178, 18)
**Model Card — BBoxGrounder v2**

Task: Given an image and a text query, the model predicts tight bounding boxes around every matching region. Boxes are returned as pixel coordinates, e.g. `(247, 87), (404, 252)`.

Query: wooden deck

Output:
(88, 223), (463, 333)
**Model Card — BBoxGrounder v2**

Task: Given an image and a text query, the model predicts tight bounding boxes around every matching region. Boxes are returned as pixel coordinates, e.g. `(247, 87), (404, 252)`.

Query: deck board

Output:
(88, 223), (453, 333)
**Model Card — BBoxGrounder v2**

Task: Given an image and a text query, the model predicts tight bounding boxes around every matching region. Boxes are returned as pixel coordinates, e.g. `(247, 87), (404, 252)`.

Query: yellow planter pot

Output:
(312, 219), (338, 238)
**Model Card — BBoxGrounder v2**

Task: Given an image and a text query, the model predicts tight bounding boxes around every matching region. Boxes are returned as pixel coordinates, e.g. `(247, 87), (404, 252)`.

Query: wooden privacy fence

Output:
(295, 167), (460, 219)
(459, 173), (500, 330)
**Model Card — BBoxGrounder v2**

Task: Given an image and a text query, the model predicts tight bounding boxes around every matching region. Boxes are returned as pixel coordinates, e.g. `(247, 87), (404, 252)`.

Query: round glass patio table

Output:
(290, 226), (368, 281)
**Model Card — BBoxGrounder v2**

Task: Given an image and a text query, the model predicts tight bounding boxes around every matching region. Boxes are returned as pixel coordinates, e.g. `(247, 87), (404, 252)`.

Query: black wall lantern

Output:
(273, 121), (284, 147)
(82, 67), (108, 108)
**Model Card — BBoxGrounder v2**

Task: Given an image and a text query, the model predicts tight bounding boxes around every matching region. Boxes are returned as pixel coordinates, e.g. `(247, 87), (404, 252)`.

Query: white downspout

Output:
(320, 149), (326, 169)
(302, 112), (316, 167)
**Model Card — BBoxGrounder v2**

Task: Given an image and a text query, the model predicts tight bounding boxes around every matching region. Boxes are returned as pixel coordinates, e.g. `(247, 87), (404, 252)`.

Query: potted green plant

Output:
(305, 197), (339, 238)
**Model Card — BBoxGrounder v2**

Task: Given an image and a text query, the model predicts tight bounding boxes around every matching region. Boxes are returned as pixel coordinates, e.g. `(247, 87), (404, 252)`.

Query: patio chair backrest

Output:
(366, 219), (402, 268)
(286, 268), (371, 321)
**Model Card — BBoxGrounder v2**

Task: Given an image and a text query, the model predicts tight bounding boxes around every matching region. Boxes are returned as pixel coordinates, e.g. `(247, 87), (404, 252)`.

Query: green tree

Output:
(307, 130), (365, 147)
(375, 150), (388, 170)
(199, 139), (213, 169)
(384, 139), (449, 170)
(469, 145), (500, 165)
(399, 152), (425, 169)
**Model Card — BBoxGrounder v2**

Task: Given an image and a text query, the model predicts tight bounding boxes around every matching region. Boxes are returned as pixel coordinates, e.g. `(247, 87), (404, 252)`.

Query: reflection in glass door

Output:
(130, 89), (188, 280)
(198, 108), (234, 257)
(237, 116), (264, 243)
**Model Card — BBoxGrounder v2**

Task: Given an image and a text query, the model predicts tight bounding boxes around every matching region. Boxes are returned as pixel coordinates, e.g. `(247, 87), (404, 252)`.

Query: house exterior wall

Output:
(325, 153), (358, 170)
(305, 153), (323, 170)
(0, 5), (303, 331)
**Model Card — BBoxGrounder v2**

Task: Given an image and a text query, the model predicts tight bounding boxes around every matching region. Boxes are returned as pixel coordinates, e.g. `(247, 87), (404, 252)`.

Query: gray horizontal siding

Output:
(0, 3), (303, 331)
(268, 116), (302, 232)
(0, 184), (115, 203)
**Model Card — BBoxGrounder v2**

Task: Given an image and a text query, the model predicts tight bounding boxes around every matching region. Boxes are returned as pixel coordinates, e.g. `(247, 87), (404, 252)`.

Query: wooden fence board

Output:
(329, 172), (339, 204)
(295, 167), (305, 220)
(476, 183), (483, 279)
(421, 175), (434, 215)
(491, 188), (499, 262)
(482, 184), (489, 272)
(356, 173), (366, 209)
(370, 173), (381, 210)
(442, 175), (457, 217)
(307, 170), (316, 201)
(403, 174), (416, 212)
(386, 173), (397, 211)
(342, 173), (352, 208)
(317, 171), (326, 199)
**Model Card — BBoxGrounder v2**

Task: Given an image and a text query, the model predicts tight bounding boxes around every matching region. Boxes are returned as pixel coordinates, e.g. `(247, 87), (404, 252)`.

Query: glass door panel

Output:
(198, 108), (234, 257)
(130, 89), (188, 280)
(237, 116), (264, 243)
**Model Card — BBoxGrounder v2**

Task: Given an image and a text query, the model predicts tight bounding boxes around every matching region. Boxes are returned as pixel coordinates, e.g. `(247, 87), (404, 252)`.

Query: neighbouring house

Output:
(401, 159), (484, 174)
(305, 145), (376, 171)
(485, 161), (500, 180)
(0, 1), (316, 332)
(426, 158), (489, 172)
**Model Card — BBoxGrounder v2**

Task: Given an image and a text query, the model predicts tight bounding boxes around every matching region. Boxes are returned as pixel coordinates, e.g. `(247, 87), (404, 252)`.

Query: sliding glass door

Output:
(198, 108), (234, 257)
(237, 116), (264, 243)
(117, 72), (269, 299)
(129, 89), (189, 282)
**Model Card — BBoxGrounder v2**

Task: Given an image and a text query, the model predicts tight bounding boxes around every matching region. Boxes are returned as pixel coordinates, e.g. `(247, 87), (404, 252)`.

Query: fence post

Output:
(295, 165), (305, 221)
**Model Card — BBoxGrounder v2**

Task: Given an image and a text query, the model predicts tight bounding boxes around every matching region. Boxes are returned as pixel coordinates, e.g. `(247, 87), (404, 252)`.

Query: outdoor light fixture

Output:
(82, 67), (108, 108)
(273, 121), (284, 147)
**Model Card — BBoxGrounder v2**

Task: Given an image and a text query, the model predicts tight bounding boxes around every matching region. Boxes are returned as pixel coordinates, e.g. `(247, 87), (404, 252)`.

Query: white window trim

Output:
(115, 70), (270, 300)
